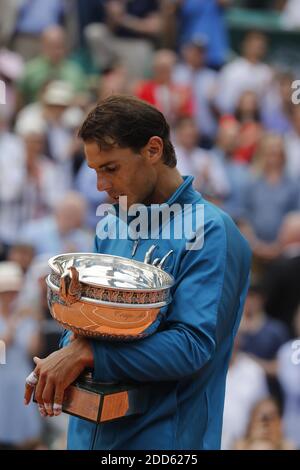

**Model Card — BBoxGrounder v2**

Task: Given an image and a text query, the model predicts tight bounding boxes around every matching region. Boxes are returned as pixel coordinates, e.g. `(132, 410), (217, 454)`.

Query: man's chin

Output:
(118, 195), (130, 211)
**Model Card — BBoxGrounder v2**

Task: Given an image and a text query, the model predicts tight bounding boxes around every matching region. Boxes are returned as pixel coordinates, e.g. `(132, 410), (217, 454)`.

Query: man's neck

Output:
(145, 167), (184, 205)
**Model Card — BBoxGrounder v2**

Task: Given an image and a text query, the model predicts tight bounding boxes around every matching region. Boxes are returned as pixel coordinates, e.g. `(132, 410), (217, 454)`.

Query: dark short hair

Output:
(78, 95), (177, 167)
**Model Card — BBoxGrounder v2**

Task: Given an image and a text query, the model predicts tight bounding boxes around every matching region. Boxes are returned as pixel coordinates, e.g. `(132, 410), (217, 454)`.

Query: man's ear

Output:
(142, 136), (163, 164)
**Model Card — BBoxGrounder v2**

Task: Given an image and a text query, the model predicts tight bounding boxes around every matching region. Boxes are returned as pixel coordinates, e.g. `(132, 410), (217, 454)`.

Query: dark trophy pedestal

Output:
(35, 371), (142, 424)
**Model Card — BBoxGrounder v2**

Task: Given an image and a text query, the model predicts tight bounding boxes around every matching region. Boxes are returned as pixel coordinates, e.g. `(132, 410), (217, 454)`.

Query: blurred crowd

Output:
(0, 0), (300, 451)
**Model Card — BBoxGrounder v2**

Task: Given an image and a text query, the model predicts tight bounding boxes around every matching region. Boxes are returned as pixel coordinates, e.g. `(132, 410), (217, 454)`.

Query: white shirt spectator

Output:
(15, 102), (73, 162)
(221, 352), (269, 450)
(175, 144), (230, 197)
(0, 131), (26, 244)
(0, 150), (67, 245)
(0, 131), (25, 202)
(216, 57), (273, 114)
(175, 144), (205, 177)
(281, 0), (300, 29)
(277, 339), (300, 448)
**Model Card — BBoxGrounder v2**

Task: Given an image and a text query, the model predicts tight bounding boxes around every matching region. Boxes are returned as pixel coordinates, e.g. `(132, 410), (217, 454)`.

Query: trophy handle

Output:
(152, 258), (161, 267)
(158, 250), (174, 270)
(147, 249), (174, 270)
(59, 264), (82, 306)
(144, 244), (157, 264)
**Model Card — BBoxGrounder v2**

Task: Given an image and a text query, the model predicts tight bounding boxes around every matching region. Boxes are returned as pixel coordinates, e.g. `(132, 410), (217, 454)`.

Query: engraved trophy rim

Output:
(46, 275), (169, 309)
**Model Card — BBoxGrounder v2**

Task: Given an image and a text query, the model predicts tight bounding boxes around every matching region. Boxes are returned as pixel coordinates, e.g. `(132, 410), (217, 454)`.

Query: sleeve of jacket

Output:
(90, 216), (228, 383)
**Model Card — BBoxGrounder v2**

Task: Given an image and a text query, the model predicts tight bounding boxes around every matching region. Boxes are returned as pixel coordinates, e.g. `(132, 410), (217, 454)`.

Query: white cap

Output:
(16, 113), (47, 136)
(62, 106), (85, 129)
(0, 261), (23, 293)
(43, 81), (74, 106)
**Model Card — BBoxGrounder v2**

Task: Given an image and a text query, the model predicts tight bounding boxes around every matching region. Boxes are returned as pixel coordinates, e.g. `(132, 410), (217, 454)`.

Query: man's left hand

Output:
(24, 337), (94, 417)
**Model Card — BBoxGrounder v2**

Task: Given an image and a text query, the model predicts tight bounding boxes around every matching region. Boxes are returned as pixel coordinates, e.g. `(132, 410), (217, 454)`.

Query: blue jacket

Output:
(63, 176), (251, 450)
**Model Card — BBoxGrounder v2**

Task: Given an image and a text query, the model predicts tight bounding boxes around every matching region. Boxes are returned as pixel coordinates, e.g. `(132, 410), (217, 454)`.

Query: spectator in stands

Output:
(0, 48), (24, 121)
(97, 62), (129, 100)
(21, 191), (93, 256)
(135, 49), (193, 127)
(174, 116), (228, 199)
(16, 80), (77, 187)
(216, 31), (273, 113)
(174, 116), (207, 177)
(2, 112), (69, 248)
(233, 90), (263, 163)
(7, 243), (35, 274)
(173, 35), (219, 146)
(76, 0), (105, 46)
(262, 71), (294, 134)
(221, 335), (269, 450)
(277, 306), (300, 448)
(18, 255), (63, 358)
(16, 112), (68, 221)
(0, 0), (20, 47)
(17, 25), (85, 105)
(85, 0), (161, 78)
(234, 398), (296, 450)
(284, 106), (300, 181)
(242, 133), (299, 242)
(264, 212), (300, 330)
(11, 0), (66, 60)
(281, 0), (300, 29)
(0, 108), (26, 247)
(239, 281), (289, 400)
(209, 116), (250, 218)
(0, 261), (42, 449)
(175, 0), (231, 69)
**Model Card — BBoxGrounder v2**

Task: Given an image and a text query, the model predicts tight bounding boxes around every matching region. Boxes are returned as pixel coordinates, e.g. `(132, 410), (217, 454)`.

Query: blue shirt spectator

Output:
(22, 215), (93, 256)
(21, 192), (93, 256)
(242, 174), (299, 242)
(16, 0), (65, 34)
(173, 37), (218, 141)
(209, 118), (250, 220)
(178, 0), (229, 68)
(241, 318), (289, 360)
(216, 151), (250, 220)
(242, 133), (300, 242)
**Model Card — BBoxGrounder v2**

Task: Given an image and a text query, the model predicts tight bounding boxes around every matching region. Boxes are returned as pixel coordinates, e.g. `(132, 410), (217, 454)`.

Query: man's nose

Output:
(97, 174), (112, 192)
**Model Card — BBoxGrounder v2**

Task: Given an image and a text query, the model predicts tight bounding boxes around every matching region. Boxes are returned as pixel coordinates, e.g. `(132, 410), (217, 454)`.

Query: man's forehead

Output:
(84, 141), (127, 167)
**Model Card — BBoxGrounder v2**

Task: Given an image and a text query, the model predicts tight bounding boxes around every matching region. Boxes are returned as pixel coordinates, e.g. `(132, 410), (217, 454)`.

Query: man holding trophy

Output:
(24, 95), (251, 450)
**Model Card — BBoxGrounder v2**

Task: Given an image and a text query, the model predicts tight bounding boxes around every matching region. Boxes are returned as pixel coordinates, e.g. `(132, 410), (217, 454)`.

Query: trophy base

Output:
(34, 372), (142, 424)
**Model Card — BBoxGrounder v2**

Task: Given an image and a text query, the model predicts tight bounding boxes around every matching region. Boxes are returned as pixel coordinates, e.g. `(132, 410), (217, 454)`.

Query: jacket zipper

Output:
(131, 239), (139, 257)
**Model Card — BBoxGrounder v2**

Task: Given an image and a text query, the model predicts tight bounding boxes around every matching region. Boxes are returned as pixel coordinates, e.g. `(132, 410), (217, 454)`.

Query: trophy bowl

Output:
(46, 251), (175, 341)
